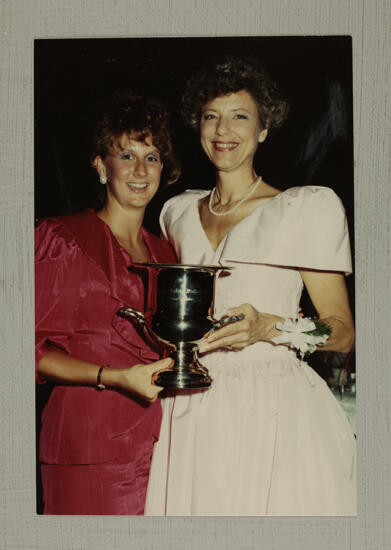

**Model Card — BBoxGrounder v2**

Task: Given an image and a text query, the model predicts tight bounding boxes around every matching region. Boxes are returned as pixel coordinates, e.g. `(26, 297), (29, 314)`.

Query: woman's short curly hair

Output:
(91, 92), (180, 185)
(182, 55), (289, 133)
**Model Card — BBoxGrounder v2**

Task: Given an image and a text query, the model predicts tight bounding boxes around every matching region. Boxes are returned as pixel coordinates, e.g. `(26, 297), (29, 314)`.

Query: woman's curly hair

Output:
(90, 92), (180, 185)
(182, 55), (289, 133)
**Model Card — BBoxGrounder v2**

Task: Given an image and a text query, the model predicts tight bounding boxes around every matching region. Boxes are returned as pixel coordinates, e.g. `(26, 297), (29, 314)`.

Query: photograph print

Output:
(35, 35), (356, 516)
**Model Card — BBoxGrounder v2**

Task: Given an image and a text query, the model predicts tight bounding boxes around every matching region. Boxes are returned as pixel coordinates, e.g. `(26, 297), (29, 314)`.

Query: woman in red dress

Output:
(35, 93), (179, 514)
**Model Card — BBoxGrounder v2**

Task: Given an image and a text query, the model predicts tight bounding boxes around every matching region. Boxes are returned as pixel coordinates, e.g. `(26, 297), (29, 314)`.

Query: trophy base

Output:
(155, 369), (212, 389)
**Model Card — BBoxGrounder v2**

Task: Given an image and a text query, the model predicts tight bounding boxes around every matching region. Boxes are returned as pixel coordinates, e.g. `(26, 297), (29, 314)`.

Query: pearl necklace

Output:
(208, 176), (262, 217)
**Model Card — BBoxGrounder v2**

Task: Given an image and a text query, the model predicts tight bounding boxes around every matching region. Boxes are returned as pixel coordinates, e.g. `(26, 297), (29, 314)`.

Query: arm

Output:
(198, 187), (355, 354)
(198, 271), (354, 355)
(35, 220), (172, 402)
(37, 350), (173, 403)
(298, 269), (354, 353)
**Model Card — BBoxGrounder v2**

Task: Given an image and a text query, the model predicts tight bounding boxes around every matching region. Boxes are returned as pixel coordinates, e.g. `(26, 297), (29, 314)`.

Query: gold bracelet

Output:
(96, 365), (109, 391)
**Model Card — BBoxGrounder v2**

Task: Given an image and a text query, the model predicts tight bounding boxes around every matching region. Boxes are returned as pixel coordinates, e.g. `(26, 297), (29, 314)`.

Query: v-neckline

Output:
(195, 191), (283, 253)
(93, 209), (154, 263)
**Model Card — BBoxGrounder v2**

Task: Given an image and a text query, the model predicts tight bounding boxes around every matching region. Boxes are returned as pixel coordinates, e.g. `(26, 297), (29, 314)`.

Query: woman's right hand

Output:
(110, 357), (173, 403)
(37, 350), (173, 403)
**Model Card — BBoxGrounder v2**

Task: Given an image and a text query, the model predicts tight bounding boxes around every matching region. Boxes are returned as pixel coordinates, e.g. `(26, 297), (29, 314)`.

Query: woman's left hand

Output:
(197, 303), (281, 353)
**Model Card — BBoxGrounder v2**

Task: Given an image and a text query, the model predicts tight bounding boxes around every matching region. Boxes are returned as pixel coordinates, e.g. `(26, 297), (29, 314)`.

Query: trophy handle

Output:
(210, 313), (245, 330)
(117, 306), (163, 348)
(118, 306), (146, 325)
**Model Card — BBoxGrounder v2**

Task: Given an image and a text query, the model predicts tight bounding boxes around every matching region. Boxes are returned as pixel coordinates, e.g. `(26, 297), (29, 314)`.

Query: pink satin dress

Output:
(145, 186), (356, 516)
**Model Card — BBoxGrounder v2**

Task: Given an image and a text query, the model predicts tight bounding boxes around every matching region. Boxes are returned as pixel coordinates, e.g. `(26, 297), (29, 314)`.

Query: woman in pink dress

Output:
(35, 93), (179, 514)
(145, 56), (356, 516)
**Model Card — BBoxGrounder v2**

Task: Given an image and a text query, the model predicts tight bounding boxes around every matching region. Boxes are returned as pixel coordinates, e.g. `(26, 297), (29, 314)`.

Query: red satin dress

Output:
(35, 209), (176, 514)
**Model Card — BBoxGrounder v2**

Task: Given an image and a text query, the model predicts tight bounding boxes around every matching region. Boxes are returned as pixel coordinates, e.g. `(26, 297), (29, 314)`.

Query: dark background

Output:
(35, 36), (354, 235)
(34, 36), (355, 512)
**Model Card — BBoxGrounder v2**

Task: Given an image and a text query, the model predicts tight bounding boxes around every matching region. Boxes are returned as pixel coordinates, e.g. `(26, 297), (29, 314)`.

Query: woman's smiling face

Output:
(95, 133), (163, 212)
(200, 89), (267, 174)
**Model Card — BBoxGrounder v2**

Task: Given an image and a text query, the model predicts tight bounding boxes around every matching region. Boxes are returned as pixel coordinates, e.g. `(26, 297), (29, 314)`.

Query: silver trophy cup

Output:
(118, 263), (242, 389)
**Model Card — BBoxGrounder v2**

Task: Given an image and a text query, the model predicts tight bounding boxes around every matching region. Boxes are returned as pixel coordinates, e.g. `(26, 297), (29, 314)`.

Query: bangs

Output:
(108, 130), (155, 154)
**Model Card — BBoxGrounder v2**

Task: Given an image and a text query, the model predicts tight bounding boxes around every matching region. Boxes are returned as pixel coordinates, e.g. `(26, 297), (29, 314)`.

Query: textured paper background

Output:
(1, 1), (390, 549)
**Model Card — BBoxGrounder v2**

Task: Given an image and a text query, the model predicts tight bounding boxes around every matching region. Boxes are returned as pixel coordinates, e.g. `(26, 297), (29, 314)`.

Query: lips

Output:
(127, 182), (148, 192)
(212, 141), (239, 152)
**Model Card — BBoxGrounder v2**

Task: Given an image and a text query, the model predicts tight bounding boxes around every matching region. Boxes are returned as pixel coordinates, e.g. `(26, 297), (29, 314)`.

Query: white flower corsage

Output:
(271, 316), (331, 360)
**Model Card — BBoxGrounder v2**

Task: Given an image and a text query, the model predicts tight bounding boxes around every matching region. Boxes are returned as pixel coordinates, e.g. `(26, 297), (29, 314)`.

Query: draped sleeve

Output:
(35, 219), (83, 379)
(220, 186), (352, 274)
(159, 186), (352, 274)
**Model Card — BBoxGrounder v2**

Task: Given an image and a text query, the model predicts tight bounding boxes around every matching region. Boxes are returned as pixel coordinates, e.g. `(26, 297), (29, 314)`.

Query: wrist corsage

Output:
(271, 317), (332, 360)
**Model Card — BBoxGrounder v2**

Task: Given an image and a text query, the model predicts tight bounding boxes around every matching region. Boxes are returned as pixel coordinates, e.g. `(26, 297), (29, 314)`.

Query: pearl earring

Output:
(99, 175), (107, 185)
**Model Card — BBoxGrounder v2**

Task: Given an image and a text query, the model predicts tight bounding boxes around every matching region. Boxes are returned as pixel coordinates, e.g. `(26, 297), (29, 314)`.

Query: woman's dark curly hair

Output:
(90, 92), (180, 185)
(182, 55), (289, 133)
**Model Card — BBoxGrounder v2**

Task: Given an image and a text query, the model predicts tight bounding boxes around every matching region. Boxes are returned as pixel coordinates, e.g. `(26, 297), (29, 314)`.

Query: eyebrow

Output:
(203, 107), (252, 113)
(119, 146), (161, 155)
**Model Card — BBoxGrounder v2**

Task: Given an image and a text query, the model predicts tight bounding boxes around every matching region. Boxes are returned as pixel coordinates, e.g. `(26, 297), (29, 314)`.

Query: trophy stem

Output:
(174, 341), (195, 371)
(155, 342), (212, 389)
